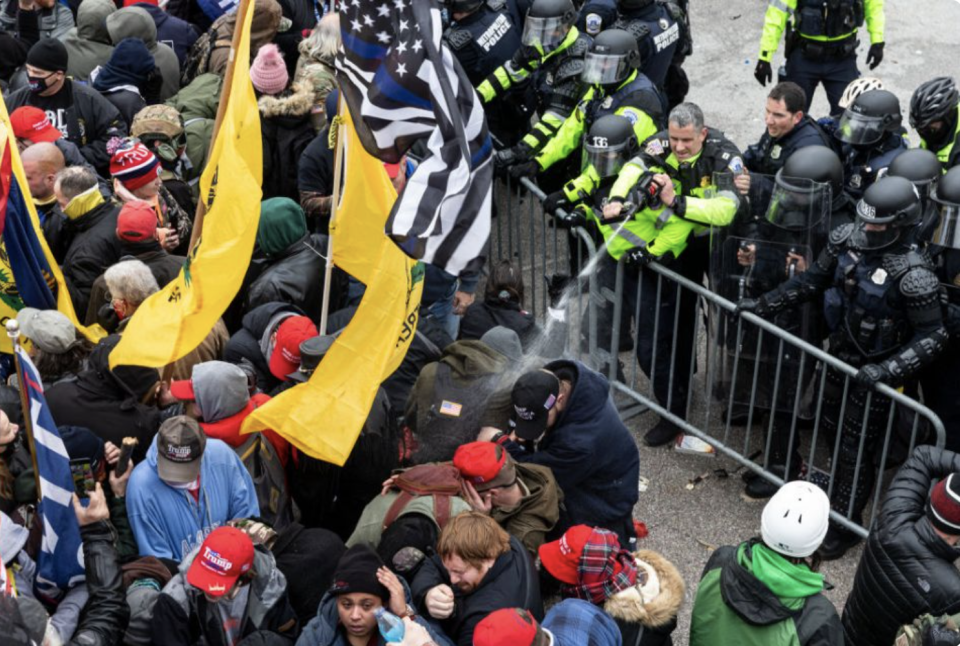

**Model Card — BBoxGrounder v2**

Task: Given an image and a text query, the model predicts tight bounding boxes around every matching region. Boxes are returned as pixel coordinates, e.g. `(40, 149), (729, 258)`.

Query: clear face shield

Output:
(836, 110), (889, 146)
(932, 202), (960, 250)
(765, 176), (829, 234)
(521, 15), (570, 52)
(855, 199), (902, 250)
(583, 138), (630, 178)
(582, 53), (628, 85)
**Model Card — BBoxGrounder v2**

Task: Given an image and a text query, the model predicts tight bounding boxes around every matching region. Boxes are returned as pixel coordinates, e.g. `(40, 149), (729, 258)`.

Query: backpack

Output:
(382, 464), (464, 531)
(237, 433), (296, 530)
(180, 23), (231, 87)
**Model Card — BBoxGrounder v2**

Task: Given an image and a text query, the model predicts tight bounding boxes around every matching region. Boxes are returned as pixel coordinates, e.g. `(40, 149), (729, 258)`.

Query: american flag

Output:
(336, 0), (492, 277)
(15, 346), (85, 600)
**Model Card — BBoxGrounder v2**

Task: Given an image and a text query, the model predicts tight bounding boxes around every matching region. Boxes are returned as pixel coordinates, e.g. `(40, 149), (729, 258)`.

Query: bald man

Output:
(21, 143), (69, 261)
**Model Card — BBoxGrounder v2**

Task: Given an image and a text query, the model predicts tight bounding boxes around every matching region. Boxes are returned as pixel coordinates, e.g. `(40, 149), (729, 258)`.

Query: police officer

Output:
(599, 102), (742, 446)
(738, 82), (832, 196)
(482, 0), (591, 164)
(738, 177), (948, 559)
(507, 29), (665, 181)
(919, 167), (960, 452)
(910, 77), (960, 171)
(443, 0), (524, 142)
(836, 89), (907, 201)
(753, 0), (885, 115)
(610, 0), (681, 89)
(885, 148), (942, 238)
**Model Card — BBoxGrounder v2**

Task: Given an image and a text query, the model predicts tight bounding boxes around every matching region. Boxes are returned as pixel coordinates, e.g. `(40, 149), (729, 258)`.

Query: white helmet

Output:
(761, 480), (830, 558)
(839, 77), (885, 110)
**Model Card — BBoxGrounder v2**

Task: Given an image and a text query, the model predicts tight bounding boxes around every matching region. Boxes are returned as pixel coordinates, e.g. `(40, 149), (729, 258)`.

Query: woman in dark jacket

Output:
(92, 38), (161, 128)
(460, 260), (539, 350)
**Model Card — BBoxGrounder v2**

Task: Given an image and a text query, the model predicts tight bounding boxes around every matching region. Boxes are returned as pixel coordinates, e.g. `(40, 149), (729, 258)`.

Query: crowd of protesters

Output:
(4, 0), (960, 643)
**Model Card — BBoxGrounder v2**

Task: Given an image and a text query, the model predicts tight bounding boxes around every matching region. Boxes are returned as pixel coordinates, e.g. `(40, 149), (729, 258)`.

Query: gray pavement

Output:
(620, 1), (960, 643)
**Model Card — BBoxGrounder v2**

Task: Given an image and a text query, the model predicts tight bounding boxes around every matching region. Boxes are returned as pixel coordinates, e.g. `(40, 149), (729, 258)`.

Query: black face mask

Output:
(28, 73), (53, 94)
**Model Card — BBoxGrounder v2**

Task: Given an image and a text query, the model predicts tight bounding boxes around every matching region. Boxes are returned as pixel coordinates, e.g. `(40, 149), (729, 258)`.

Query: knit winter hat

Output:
(328, 545), (390, 601)
(110, 140), (160, 190)
(257, 197), (307, 256)
(92, 37), (156, 91)
(928, 473), (960, 535)
(26, 38), (68, 73)
(250, 43), (288, 95)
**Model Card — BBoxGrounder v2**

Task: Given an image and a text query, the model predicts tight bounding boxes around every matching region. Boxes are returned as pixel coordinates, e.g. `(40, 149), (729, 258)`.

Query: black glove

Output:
(545, 274), (572, 309)
(855, 363), (890, 387)
(735, 297), (770, 317)
(542, 191), (568, 214)
(625, 247), (656, 268)
(754, 60), (772, 86)
(494, 148), (518, 172)
(509, 160), (539, 179)
(556, 204), (588, 228)
(866, 42), (884, 70)
(922, 622), (960, 646)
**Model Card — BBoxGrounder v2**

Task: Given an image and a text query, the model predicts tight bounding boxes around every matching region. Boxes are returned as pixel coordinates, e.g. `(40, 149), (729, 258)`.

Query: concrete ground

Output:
(617, 1), (960, 643)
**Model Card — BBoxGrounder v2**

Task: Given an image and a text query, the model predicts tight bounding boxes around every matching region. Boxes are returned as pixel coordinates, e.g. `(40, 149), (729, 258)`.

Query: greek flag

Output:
(336, 0), (492, 277)
(15, 347), (84, 600)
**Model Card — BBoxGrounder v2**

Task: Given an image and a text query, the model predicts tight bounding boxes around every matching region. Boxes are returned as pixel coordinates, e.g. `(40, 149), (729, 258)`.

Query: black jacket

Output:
(259, 83), (317, 202)
(4, 80), (128, 171)
(841, 446), (960, 646)
(46, 335), (160, 462)
(459, 297), (540, 351)
(246, 233), (334, 323)
(744, 116), (833, 177)
(224, 302), (307, 393)
(69, 521), (130, 646)
(411, 535), (542, 646)
(62, 201), (122, 317)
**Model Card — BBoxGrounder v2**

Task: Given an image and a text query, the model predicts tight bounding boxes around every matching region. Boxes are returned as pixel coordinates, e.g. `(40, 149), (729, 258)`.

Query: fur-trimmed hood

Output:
(258, 81), (314, 118)
(604, 549), (685, 628)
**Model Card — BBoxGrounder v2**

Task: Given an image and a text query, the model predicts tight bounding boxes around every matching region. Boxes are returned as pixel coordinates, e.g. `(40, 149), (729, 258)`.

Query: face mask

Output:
(28, 74), (52, 94)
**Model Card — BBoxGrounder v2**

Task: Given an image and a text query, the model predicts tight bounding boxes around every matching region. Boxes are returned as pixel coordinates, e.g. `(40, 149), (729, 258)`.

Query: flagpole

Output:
(318, 93), (346, 336)
(6, 320), (43, 502)
(158, 0), (254, 385)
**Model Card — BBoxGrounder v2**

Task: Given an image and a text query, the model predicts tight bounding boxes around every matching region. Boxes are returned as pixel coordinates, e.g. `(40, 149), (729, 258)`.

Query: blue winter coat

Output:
(134, 3), (200, 65)
(126, 436), (260, 560)
(508, 360), (640, 533)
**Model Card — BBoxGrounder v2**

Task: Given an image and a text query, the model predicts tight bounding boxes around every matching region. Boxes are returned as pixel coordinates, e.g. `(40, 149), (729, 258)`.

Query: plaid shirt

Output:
(560, 528), (638, 605)
(542, 599), (623, 646)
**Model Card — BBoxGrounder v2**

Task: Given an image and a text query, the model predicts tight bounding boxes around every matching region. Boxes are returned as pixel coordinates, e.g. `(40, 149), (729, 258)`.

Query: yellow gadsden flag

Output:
(241, 108), (424, 464)
(109, 2), (262, 369)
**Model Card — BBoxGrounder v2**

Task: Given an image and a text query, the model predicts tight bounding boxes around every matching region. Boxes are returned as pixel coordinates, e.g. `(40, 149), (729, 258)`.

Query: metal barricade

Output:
(603, 257), (946, 538)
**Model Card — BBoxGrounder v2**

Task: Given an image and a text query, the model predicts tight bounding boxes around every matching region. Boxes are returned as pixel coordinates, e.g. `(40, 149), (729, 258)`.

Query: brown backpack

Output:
(382, 464), (463, 532)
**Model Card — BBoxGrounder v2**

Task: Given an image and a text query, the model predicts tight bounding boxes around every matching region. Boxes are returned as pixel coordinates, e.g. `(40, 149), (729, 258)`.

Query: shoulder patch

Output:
(899, 267), (940, 298)
(829, 222), (856, 246)
(645, 138), (665, 156)
(584, 12), (603, 35)
(445, 27), (473, 50)
(625, 20), (652, 42)
(620, 108), (640, 125)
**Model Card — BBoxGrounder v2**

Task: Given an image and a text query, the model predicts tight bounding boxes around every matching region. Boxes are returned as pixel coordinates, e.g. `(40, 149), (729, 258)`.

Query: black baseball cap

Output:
(511, 370), (561, 440)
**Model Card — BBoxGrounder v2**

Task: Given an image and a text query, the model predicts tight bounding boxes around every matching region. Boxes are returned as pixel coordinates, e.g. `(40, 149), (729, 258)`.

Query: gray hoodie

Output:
(62, 0), (117, 82)
(106, 7), (181, 101)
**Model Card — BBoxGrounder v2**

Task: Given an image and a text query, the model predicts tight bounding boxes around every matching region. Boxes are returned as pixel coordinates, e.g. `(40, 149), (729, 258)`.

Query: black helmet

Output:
(835, 89), (902, 146)
(617, 0), (655, 11)
(910, 77), (959, 132)
(931, 167), (960, 249)
(855, 176), (922, 250)
(886, 148), (941, 198)
(582, 29), (640, 86)
(583, 115), (638, 178)
(522, 0), (576, 50)
(443, 0), (483, 15)
(777, 145), (843, 197)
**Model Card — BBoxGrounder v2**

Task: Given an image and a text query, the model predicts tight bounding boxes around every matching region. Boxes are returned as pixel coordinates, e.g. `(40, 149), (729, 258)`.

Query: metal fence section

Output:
(603, 257), (946, 538)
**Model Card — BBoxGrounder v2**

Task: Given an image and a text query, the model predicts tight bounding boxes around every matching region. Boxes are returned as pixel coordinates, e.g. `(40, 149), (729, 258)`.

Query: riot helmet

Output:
(835, 89), (902, 146)
(522, 0), (576, 51)
(930, 167), (960, 250)
(885, 148), (941, 200)
(582, 115), (638, 178)
(765, 146), (840, 233)
(442, 0), (484, 16)
(616, 0), (655, 11)
(838, 76), (884, 111)
(582, 29), (640, 86)
(910, 77), (959, 145)
(855, 176), (922, 250)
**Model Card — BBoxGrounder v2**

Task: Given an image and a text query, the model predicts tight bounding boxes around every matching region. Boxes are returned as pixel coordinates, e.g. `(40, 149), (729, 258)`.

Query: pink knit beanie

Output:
(250, 44), (289, 95)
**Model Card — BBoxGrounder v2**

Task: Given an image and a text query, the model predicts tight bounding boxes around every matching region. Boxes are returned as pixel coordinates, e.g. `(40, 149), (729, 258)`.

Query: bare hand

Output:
(786, 252), (807, 276)
(603, 202), (623, 220)
(734, 172), (751, 195)
(476, 427), (502, 442)
(452, 291), (475, 316)
(654, 173), (676, 207)
(381, 473), (400, 496)
(18, 0), (37, 10)
(377, 566), (408, 617)
(104, 441), (120, 466)
(72, 483), (109, 526)
(110, 459), (133, 498)
(461, 480), (492, 514)
(157, 381), (178, 407)
(424, 584), (455, 619)
(386, 619), (433, 646)
(737, 244), (756, 267)
(160, 228), (180, 251)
